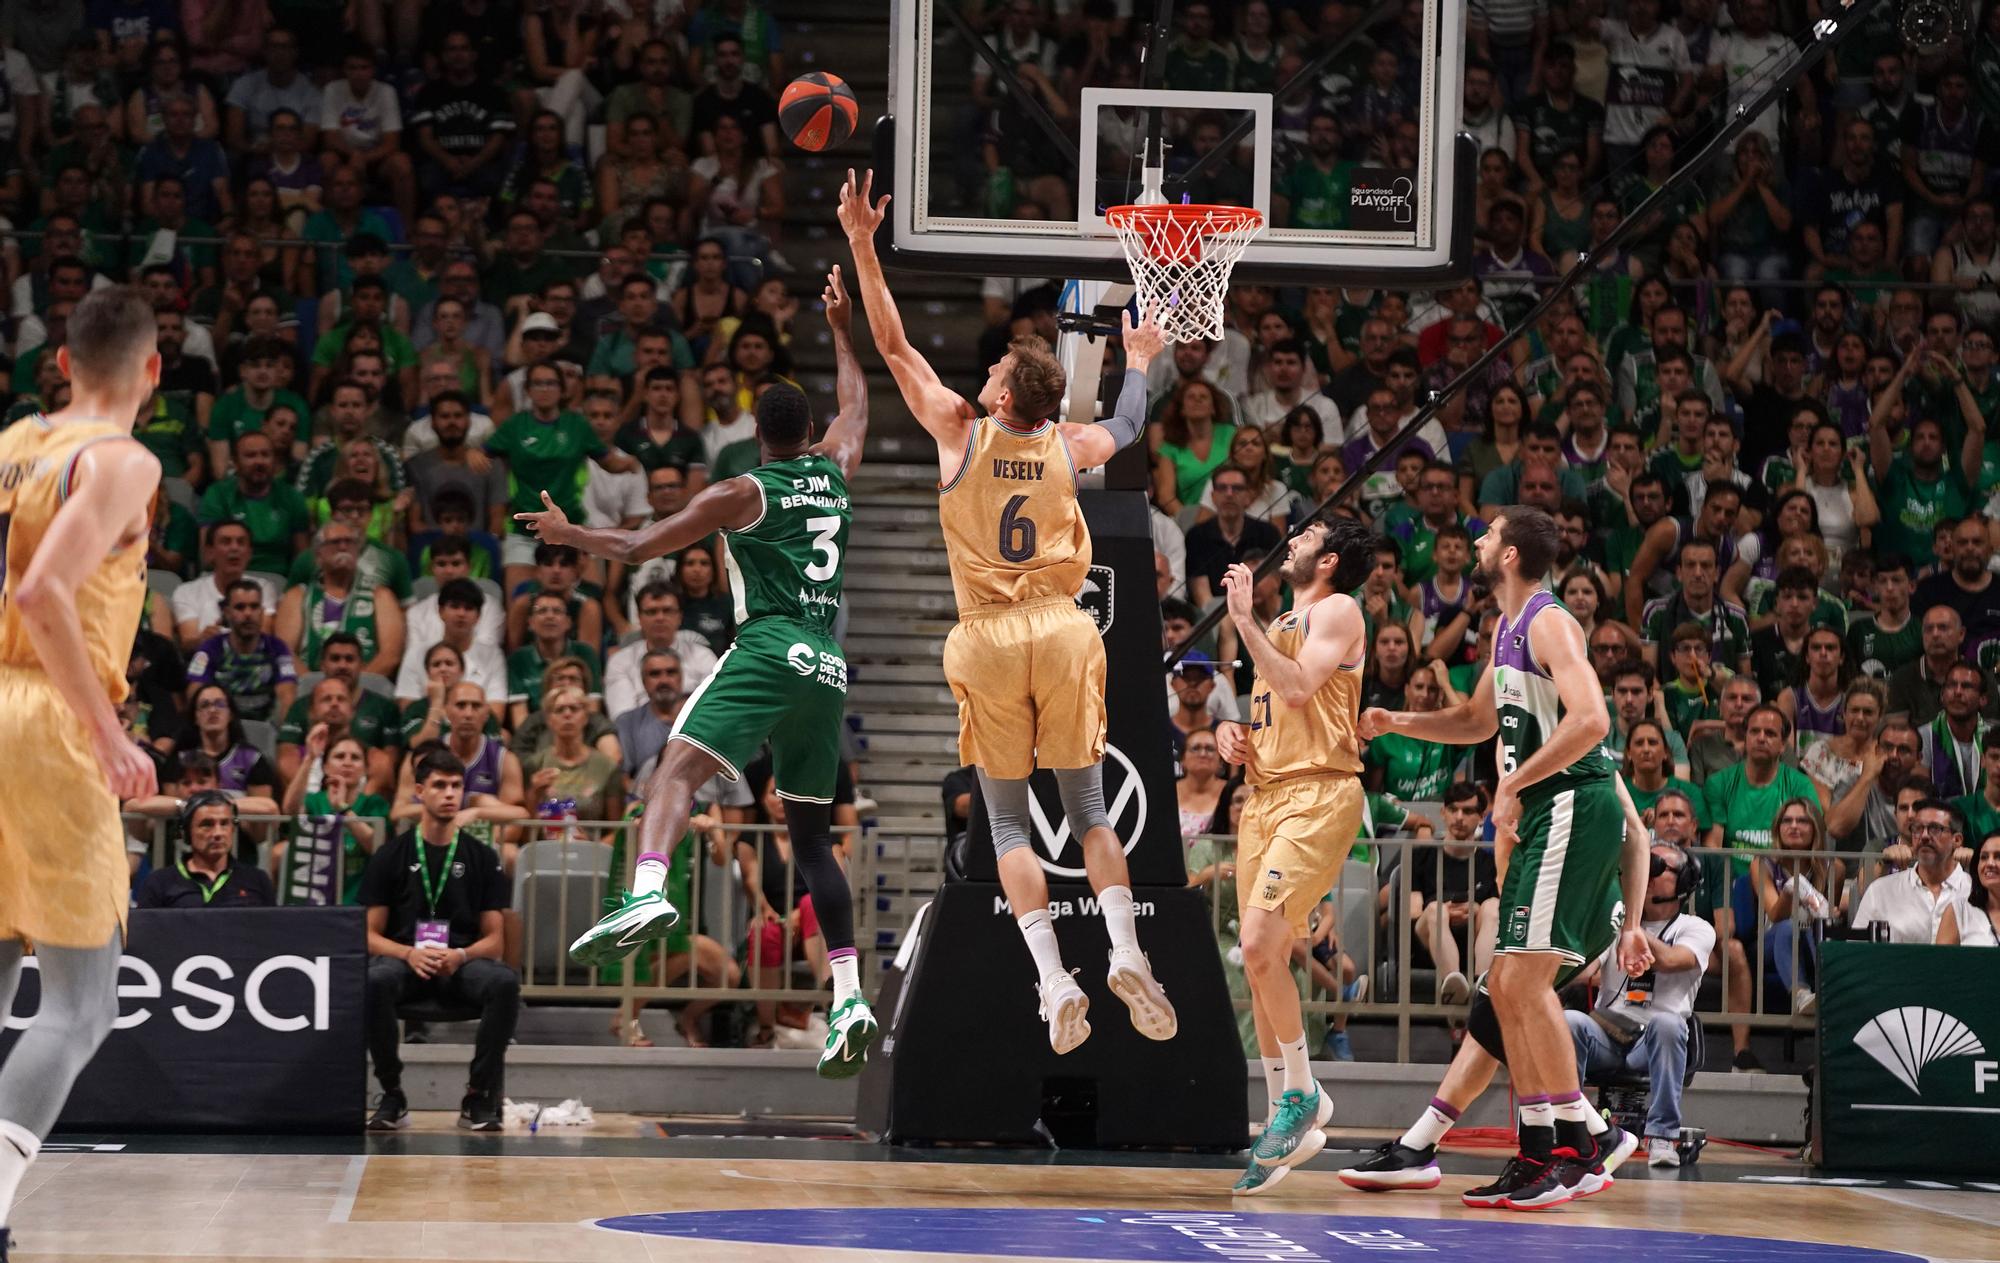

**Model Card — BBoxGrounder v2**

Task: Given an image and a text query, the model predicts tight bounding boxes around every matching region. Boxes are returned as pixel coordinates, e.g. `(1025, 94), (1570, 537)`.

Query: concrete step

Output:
(867, 781), (957, 808)
(865, 730), (962, 756)
(845, 614), (960, 639)
(848, 548), (951, 575)
(854, 502), (954, 529)
(849, 663), (948, 686)
(850, 680), (959, 708)
(854, 710), (957, 734)
(842, 634), (947, 661)
(845, 572), (954, 599)
(850, 461), (947, 489)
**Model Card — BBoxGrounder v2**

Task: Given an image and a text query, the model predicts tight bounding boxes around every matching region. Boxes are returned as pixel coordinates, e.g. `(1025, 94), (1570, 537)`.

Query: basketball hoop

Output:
(1105, 203), (1263, 344)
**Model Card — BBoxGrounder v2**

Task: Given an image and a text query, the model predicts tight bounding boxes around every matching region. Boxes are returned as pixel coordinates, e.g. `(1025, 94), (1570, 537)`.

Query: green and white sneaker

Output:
(817, 998), (880, 1079)
(568, 889), (681, 968)
(1250, 1087), (1332, 1169)
(1232, 1159), (1292, 1196)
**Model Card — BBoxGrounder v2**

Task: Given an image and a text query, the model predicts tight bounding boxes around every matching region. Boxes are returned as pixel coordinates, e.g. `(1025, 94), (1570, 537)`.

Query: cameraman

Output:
(1565, 837), (1714, 1169)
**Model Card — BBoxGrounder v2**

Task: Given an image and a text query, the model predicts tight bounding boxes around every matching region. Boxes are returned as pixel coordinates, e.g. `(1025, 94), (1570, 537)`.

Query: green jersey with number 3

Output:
(723, 455), (850, 634)
(1492, 590), (1618, 804)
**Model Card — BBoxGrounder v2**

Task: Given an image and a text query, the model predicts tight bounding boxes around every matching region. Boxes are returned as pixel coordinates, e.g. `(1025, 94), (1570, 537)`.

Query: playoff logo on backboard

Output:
(1027, 743), (1145, 878)
(1076, 565), (1115, 636)
(1348, 168), (1416, 230)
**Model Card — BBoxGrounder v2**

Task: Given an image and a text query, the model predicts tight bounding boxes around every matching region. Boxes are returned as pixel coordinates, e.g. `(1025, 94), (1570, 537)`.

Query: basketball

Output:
(779, 71), (859, 152)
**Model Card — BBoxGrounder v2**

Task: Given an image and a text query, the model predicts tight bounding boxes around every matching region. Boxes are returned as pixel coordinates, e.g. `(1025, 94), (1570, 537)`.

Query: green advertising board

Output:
(1818, 941), (2000, 1175)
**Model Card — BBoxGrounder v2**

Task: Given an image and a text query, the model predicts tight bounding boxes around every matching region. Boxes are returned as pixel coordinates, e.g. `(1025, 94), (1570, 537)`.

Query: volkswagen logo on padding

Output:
(1077, 565), (1115, 636)
(1026, 743), (1146, 878)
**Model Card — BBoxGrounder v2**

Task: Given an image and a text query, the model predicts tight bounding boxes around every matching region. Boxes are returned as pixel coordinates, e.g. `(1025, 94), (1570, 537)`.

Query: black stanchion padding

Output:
(859, 489), (1245, 1148)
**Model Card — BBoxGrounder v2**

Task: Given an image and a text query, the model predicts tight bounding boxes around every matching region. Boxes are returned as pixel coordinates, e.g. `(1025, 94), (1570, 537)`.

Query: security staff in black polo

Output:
(359, 746), (517, 1133)
(134, 791), (277, 908)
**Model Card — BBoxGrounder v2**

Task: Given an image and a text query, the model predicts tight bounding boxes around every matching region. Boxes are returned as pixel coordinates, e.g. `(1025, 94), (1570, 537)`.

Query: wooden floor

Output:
(10, 1114), (1998, 1262)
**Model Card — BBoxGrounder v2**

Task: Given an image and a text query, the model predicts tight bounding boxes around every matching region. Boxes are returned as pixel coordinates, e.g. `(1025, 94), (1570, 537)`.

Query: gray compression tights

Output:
(977, 764), (1111, 859)
(0, 929), (122, 1138)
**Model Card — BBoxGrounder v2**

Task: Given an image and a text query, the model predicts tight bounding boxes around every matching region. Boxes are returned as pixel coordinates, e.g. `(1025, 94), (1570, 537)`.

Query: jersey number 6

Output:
(998, 494), (1037, 563)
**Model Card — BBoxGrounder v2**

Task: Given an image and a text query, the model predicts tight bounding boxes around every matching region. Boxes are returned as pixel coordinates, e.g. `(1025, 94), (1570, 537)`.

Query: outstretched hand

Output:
(514, 490), (578, 547)
(1121, 305), (1166, 368)
(822, 263), (852, 336)
(836, 168), (889, 243)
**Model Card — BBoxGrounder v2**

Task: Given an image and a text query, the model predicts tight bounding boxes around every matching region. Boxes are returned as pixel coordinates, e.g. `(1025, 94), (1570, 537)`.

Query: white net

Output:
(1105, 204), (1264, 344)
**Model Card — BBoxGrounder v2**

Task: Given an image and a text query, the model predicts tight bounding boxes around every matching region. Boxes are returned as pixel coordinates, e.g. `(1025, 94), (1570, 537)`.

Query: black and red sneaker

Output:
(1462, 1153), (1549, 1208)
(1499, 1154), (1612, 1210)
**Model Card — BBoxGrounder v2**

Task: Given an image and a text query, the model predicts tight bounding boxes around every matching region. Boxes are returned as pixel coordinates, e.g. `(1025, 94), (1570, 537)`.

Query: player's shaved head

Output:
(755, 381), (813, 448)
(63, 285), (160, 386)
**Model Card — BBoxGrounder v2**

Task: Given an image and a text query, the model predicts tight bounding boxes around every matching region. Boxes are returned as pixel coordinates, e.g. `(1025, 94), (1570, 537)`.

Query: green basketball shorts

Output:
(669, 618), (848, 803)
(1495, 778), (1628, 969)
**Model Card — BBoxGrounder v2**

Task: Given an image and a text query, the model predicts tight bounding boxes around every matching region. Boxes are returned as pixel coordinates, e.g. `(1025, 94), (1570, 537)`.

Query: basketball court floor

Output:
(11, 1113), (1999, 1262)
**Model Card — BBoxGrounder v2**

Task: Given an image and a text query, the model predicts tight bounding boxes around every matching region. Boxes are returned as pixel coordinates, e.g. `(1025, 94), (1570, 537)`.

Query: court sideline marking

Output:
(328, 1154), (367, 1223)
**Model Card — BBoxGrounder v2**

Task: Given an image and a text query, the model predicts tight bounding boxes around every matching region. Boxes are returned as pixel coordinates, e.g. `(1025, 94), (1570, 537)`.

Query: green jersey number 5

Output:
(804, 515), (841, 581)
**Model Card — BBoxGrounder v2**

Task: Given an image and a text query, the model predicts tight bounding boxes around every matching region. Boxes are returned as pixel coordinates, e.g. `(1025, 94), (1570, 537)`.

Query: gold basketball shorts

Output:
(942, 596), (1106, 780)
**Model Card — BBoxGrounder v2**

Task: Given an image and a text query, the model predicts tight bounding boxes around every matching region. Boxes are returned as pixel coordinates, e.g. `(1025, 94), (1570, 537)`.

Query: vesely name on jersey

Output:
(776, 473), (848, 512)
(990, 458), (1045, 481)
(0, 455), (50, 489)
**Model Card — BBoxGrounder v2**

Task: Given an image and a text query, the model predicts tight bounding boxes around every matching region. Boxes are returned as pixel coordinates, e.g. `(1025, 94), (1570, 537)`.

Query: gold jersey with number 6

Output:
(937, 408), (1104, 781)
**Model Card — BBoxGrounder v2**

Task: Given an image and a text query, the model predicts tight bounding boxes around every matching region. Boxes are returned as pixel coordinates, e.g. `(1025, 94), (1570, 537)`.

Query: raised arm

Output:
(809, 264), (870, 479)
(1061, 307), (1163, 469)
(15, 438), (162, 801)
(836, 168), (973, 455)
(1228, 579), (1359, 708)
(515, 477), (761, 566)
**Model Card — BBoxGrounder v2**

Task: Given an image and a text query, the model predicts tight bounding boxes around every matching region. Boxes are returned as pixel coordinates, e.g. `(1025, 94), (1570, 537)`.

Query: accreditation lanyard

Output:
(178, 861), (230, 905)
(417, 838), (459, 918)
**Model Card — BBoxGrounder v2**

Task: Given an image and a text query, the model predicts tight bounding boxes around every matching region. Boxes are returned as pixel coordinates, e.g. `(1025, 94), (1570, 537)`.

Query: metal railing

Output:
(125, 810), (1925, 1059)
(1188, 832), (1896, 1061)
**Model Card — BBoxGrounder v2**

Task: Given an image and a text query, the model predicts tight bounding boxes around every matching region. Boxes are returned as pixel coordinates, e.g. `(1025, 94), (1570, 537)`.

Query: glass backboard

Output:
(874, 0), (1473, 287)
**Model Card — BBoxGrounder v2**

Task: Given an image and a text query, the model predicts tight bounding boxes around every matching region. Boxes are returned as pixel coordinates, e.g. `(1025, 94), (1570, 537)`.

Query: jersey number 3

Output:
(804, 515), (841, 582)
(998, 494), (1037, 563)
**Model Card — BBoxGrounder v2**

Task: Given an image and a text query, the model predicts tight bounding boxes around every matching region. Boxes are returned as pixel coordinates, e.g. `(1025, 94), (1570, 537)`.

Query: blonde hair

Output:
(541, 684), (589, 713)
(1004, 335), (1066, 422)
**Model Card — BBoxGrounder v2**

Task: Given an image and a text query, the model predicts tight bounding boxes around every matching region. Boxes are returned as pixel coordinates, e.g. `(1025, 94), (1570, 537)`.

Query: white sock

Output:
(0, 1119), (41, 1227)
(1261, 1055), (1285, 1103)
(1400, 1102), (1459, 1151)
(1279, 1033), (1315, 1097)
(1017, 909), (1066, 982)
(1098, 884), (1140, 956)
(1519, 1100), (1555, 1131)
(1583, 1105), (1608, 1136)
(1551, 1095), (1593, 1125)
(632, 851), (669, 898)
(829, 953), (860, 1006)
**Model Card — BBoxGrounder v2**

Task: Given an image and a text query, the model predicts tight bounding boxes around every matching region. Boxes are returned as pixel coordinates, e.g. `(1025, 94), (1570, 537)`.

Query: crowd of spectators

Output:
(0, 0), (873, 1065)
(998, 0), (2000, 1070)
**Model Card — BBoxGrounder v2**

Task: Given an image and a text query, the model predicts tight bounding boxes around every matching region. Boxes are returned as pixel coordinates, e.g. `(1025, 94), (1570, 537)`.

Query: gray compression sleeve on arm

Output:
(1054, 764), (1110, 834)
(977, 768), (1035, 858)
(1095, 369), (1149, 452)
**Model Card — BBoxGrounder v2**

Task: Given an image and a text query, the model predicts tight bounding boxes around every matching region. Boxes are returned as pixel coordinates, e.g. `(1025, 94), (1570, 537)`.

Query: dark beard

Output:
(1469, 558), (1501, 590)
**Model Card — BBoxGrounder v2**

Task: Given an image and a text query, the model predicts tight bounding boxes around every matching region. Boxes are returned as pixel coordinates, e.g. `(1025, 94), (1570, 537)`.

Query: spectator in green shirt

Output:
(1702, 704), (1828, 880)
(197, 429), (312, 576)
(1274, 111), (1355, 230)
(310, 277), (418, 401)
(208, 334), (311, 476)
(135, 388), (207, 483)
(126, 174), (220, 292)
(484, 361), (641, 587)
(299, 166), (395, 297)
(483, 208), (573, 311)
(506, 595), (603, 729)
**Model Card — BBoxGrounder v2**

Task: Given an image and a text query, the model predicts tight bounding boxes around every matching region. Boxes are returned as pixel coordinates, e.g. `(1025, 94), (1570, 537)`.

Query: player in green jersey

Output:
(516, 267), (877, 1080)
(1364, 505), (1652, 1211)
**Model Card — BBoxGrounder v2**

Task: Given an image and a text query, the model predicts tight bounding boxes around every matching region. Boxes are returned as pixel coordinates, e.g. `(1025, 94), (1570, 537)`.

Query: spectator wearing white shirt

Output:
(319, 43), (415, 228)
(0, 30), (41, 152)
(1700, 0), (1807, 160)
(1938, 833), (2000, 946)
(1238, 339), (1341, 438)
(696, 362), (755, 464)
(1565, 842), (1715, 1167)
(172, 520), (282, 651)
(401, 363), (497, 460)
(396, 576), (509, 704)
(582, 390), (649, 528)
(1854, 798), (1974, 943)
(604, 581), (720, 717)
(610, 467), (689, 636)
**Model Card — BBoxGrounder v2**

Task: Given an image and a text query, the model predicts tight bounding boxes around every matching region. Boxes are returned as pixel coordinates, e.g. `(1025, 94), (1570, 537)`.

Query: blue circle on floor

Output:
(592, 1208), (1922, 1260)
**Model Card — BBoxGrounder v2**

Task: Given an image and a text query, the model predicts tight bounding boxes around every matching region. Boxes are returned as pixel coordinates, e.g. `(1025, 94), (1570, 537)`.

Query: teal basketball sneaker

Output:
(817, 998), (880, 1079)
(568, 889), (681, 968)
